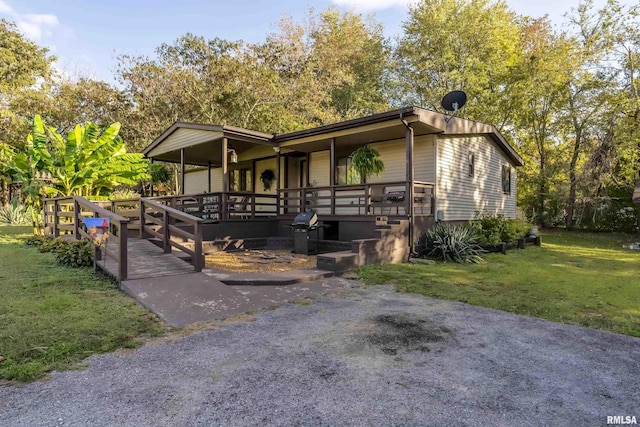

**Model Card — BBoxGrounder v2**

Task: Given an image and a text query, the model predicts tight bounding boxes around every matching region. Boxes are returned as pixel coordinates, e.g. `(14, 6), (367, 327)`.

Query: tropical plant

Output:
(9, 115), (150, 233)
(416, 223), (484, 264)
(0, 199), (30, 225)
(349, 145), (384, 183)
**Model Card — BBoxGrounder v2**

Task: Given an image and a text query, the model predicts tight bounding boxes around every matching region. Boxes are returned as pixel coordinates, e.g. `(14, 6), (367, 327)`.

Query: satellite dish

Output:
(441, 90), (467, 123)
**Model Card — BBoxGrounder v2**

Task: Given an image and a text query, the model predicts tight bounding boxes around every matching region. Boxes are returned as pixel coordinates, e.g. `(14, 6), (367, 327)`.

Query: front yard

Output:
(0, 226), (165, 382)
(358, 230), (640, 338)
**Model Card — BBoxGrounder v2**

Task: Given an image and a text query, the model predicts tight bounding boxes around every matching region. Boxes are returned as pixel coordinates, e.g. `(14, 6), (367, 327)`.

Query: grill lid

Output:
(292, 210), (318, 227)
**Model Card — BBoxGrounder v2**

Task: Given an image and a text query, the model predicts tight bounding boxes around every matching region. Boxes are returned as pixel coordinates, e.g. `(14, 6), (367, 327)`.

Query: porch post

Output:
(150, 158), (154, 197)
(207, 161), (212, 193)
(276, 150), (281, 215)
(330, 138), (336, 214)
(222, 138), (228, 220)
(222, 138), (229, 192)
(180, 149), (185, 195)
(406, 124), (415, 255)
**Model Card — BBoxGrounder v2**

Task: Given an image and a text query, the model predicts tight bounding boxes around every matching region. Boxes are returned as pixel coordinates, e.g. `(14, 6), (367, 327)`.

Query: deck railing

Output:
(278, 181), (434, 216)
(43, 196), (129, 280)
(139, 197), (204, 272)
(149, 192), (278, 221)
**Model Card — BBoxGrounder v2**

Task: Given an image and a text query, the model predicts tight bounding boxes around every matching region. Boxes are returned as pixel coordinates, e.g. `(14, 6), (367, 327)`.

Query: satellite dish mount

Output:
(441, 90), (467, 123)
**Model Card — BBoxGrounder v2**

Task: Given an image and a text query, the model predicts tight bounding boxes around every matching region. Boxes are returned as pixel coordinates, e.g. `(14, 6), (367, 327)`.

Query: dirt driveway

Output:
(1, 282), (639, 426)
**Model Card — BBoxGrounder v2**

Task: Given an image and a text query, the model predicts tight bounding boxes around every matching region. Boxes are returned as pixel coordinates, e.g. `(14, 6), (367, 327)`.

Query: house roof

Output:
(142, 106), (524, 167)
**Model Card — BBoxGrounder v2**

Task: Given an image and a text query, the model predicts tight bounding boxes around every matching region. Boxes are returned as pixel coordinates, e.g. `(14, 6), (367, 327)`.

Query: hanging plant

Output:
(259, 169), (275, 191)
(350, 145), (385, 183)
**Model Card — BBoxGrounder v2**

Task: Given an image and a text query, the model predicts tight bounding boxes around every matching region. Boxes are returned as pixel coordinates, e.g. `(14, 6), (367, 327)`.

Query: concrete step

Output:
(212, 268), (334, 286)
(317, 251), (359, 272)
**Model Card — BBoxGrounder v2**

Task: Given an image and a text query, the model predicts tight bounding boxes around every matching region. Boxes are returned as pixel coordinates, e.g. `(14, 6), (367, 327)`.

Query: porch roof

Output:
(142, 106), (524, 167)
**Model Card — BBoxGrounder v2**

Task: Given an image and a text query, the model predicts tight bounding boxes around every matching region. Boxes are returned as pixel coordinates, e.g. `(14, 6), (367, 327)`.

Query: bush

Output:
(469, 213), (532, 245)
(23, 234), (49, 247)
(54, 240), (93, 267)
(0, 200), (30, 225)
(416, 223), (484, 264)
(37, 236), (69, 253)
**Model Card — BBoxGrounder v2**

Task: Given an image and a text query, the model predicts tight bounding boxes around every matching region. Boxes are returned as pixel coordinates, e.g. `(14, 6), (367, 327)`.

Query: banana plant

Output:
(10, 115), (150, 233)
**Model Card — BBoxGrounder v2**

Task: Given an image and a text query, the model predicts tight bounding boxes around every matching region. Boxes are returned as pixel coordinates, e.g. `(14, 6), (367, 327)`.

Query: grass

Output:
(0, 226), (166, 382)
(358, 230), (640, 338)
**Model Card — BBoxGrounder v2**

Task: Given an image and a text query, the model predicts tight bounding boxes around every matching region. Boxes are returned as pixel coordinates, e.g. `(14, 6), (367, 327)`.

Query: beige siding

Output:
(309, 151), (330, 186)
(436, 135), (517, 221)
(255, 158), (277, 195)
(414, 135), (436, 184)
(147, 128), (222, 157)
(184, 168), (223, 194)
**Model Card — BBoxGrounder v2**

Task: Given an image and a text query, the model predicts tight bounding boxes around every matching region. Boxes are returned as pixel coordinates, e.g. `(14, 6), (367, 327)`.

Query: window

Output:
(468, 152), (475, 177)
(335, 157), (361, 185)
(230, 168), (252, 191)
(501, 164), (511, 194)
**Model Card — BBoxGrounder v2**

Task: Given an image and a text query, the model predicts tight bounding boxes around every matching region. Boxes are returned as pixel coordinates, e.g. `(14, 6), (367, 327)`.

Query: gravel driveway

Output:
(1, 281), (639, 426)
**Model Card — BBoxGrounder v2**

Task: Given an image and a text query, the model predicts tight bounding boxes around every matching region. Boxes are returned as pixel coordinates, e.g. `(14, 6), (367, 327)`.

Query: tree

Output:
(395, 0), (522, 128)
(9, 116), (150, 233)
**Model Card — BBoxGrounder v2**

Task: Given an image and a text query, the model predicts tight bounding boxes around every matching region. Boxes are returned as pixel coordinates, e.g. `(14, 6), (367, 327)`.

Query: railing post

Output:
(163, 210), (171, 253)
(139, 199), (145, 238)
(331, 185), (336, 215)
(119, 223), (128, 281)
(73, 198), (81, 240)
(53, 200), (59, 237)
(194, 221), (203, 272)
(251, 194), (256, 219)
(301, 189), (306, 212)
(221, 193), (227, 220)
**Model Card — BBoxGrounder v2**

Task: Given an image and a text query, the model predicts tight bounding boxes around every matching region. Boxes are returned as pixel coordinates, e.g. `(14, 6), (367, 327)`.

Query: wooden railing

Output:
(149, 192), (278, 221)
(43, 196), (129, 280)
(139, 197), (204, 272)
(278, 181), (435, 216)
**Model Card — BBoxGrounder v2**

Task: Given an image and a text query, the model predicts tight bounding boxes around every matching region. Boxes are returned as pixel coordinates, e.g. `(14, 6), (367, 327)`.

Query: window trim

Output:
(501, 164), (511, 195)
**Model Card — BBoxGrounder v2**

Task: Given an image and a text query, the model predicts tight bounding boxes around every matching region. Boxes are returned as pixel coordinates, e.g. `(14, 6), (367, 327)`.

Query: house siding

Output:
(147, 128), (223, 157)
(184, 168), (222, 194)
(436, 135), (517, 221)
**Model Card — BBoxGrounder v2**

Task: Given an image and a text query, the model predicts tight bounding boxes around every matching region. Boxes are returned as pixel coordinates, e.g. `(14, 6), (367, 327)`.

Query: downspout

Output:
(400, 113), (415, 258)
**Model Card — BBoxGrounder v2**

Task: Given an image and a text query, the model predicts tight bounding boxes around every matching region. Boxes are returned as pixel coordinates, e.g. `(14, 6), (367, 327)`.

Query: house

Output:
(142, 106), (523, 268)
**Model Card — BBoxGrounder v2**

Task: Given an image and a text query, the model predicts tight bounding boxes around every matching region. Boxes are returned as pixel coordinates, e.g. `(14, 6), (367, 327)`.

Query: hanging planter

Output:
(350, 145), (384, 183)
(259, 169), (275, 191)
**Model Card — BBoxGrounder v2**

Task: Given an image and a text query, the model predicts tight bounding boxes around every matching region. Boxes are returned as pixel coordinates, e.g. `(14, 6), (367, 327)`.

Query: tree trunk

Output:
(566, 123), (583, 231)
(0, 178), (7, 205)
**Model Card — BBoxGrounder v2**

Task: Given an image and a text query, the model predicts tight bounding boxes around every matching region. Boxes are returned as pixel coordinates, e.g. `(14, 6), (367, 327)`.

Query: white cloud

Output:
(331, 0), (415, 11)
(0, 0), (14, 15)
(0, 1), (59, 41)
(17, 14), (59, 40)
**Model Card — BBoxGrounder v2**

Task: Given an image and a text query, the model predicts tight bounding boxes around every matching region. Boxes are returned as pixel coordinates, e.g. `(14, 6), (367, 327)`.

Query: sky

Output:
(0, 0), (632, 84)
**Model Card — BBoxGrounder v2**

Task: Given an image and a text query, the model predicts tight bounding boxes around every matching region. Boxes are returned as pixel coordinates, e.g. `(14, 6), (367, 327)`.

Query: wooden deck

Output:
(98, 238), (195, 280)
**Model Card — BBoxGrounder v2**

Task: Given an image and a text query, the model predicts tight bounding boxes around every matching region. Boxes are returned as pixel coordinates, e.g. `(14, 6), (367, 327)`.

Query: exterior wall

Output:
(436, 135), (517, 221)
(184, 168), (223, 194)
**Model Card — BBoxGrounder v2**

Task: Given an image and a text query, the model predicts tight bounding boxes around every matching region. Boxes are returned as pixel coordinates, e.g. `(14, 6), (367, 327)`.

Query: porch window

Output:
(336, 157), (362, 185)
(230, 168), (252, 192)
(468, 151), (475, 177)
(501, 164), (511, 194)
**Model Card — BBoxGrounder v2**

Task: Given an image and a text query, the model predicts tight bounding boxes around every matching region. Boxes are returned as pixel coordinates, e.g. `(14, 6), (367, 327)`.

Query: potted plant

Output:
(349, 145), (384, 183)
(259, 169), (275, 191)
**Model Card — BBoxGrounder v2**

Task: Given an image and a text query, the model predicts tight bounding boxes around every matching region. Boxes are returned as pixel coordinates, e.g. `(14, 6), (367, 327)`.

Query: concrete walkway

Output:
(121, 271), (349, 327)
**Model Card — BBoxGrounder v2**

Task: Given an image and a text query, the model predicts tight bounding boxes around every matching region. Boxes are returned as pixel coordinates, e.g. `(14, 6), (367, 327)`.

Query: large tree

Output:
(395, 0), (522, 128)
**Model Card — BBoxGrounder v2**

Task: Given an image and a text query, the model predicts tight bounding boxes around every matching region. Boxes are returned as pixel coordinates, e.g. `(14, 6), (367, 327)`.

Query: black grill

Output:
(291, 210), (318, 228)
(291, 210), (319, 255)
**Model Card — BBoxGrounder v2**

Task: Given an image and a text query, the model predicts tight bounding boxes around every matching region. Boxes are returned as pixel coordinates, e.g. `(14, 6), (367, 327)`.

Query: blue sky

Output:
(0, 0), (629, 84)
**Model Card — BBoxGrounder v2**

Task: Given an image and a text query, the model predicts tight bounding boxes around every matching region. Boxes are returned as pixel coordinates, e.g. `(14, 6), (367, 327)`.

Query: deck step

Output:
(317, 251), (359, 272)
(213, 268), (334, 286)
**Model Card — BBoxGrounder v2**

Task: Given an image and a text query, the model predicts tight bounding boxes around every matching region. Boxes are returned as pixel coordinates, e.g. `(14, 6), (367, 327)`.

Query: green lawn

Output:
(0, 226), (166, 382)
(358, 230), (640, 337)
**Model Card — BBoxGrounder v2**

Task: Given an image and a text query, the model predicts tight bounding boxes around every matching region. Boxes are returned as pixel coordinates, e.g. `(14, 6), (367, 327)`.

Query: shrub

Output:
(109, 187), (141, 201)
(416, 223), (484, 264)
(37, 236), (69, 253)
(469, 213), (532, 245)
(0, 200), (30, 225)
(54, 240), (93, 267)
(24, 234), (49, 247)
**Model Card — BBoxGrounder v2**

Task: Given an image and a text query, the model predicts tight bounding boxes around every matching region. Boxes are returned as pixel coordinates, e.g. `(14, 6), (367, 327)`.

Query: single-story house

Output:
(142, 106), (523, 267)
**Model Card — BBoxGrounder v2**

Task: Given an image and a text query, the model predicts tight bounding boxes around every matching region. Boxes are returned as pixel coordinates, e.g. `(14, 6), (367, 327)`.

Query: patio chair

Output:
(229, 196), (251, 219)
(369, 185), (389, 215)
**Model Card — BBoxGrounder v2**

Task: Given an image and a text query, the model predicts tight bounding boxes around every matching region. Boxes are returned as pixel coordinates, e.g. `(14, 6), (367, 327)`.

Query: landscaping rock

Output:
(408, 257), (436, 265)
